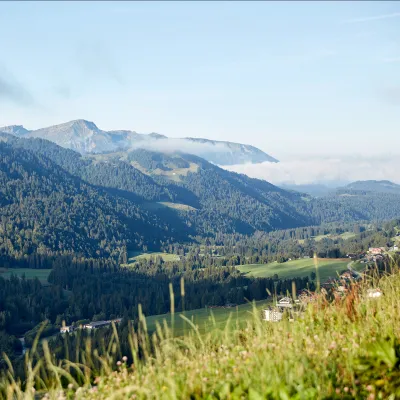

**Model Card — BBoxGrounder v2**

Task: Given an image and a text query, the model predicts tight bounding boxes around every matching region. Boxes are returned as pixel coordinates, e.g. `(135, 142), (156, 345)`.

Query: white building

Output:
(263, 308), (283, 322)
(276, 297), (293, 308)
(60, 326), (74, 334)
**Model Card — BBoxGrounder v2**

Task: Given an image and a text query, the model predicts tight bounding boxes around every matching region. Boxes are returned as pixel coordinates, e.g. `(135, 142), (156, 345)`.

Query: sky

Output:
(0, 1), (399, 166)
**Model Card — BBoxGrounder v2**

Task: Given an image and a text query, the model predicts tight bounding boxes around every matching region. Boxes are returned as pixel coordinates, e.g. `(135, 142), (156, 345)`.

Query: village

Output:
(59, 247), (399, 332)
(262, 245), (396, 322)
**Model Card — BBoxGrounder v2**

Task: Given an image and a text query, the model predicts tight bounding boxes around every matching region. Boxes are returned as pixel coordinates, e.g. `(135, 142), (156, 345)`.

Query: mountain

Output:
(0, 137), (188, 263)
(2, 132), (400, 264)
(279, 183), (335, 197)
(0, 133), (310, 234)
(0, 120), (277, 165)
(340, 180), (400, 194)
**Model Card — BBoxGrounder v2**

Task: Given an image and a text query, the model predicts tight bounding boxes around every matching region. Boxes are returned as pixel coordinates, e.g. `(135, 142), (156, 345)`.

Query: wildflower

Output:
(122, 356), (128, 362)
(328, 341), (337, 350)
(68, 383), (74, 390)
(335, 388), (340, 394)
(344, 387), (349, 393)
(117, 360), (122, 366)
(366, 385), (374, 392)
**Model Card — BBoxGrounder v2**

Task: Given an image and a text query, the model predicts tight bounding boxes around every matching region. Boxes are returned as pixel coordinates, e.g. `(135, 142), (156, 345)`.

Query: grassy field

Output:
(0, 268), (51, 283)
(145, 300), (271, 336)
(6, 266), (400, 399)
(127, 251), (181, 263)
(313, 231), (356, 242)
(237, 258), (353, 282)
(143, 202), (197, 212)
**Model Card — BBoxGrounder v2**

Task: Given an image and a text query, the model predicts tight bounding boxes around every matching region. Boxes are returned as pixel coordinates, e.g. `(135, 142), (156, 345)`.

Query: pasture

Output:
(312, 231), (356, 242)
(237, 258), (353, 282)
(0, 268), (52, 284)
(145, 300), (271, 336)
(127, 251), (181, 263)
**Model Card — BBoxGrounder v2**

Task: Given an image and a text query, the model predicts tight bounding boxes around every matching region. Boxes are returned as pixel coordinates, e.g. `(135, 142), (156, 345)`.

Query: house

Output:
(346, 253), (357, 259)
(83, 319), (122, 330)
(368, 247), (385, 255)
(276, 297), (293, 308)
(262, 307), (283, 322)
(60, 326), (75, 334)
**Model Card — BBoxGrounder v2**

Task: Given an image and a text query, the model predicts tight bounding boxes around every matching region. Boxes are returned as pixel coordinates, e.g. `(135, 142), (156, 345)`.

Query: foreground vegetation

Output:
(2, 261), (400, 399)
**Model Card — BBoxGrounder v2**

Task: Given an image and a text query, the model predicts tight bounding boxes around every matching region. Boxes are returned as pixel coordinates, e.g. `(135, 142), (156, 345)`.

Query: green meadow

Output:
(127, 251), (181, 263)
(237, 258), (353, 282)
(145, 300), (271, 336)
(0, 268), (51, 284)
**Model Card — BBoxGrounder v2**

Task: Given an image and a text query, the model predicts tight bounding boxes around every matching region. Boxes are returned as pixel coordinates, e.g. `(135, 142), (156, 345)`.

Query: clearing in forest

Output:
(0, 268), (52, 284)
(237, 258), (355, 282)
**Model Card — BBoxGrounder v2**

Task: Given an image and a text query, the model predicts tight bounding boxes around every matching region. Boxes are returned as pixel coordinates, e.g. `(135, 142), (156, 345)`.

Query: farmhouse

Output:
(60, 326), (75, 334)
(276, 297), (293, 308)
(368, 247), (385, 255)
(262, 307), (283, 322)
(83, 318), (122, 330)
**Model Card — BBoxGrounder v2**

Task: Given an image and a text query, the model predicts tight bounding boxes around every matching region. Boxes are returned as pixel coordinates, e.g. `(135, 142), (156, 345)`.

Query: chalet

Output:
(83, 319), (122, 330)
(346, 253), (357, 259)
(368, 247), (385, 255)
(60, 326), (75, 334)
(276, 297), (293, 308)
(262, 307), (283, 322)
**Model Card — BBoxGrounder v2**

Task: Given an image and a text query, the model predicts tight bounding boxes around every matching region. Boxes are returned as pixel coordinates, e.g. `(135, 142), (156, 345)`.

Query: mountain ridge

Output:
(0, 119), (277, 165)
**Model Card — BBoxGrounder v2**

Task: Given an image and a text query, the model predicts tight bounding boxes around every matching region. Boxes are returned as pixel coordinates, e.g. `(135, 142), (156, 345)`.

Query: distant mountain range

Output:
(340, 180), (400, 194)
(279, 183), (335, 197)
(0, 119), (278, 166)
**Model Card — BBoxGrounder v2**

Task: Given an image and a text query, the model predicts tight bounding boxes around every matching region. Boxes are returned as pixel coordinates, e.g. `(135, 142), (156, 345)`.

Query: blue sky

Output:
(0, 1), (399, 159)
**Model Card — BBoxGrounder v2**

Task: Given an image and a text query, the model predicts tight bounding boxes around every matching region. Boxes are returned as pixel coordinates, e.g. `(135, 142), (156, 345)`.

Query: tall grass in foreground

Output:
(2, 264), (400, 399)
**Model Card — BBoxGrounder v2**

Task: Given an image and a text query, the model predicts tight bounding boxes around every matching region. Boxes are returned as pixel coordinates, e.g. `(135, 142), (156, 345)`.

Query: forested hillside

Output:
(0, 140), (186, 263)
(2, 132), (400, 263)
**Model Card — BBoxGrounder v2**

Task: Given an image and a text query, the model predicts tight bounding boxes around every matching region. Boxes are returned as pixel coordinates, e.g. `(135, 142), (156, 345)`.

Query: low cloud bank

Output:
(130, 138), (234, 155)
(223, 155), (400, 185)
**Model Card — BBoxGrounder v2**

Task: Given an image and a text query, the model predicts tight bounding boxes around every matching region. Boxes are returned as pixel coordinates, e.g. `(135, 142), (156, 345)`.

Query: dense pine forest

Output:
(2, 132), (400, 264)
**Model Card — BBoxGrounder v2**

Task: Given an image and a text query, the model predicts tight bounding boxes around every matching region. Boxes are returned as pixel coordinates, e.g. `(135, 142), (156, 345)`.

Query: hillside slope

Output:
(2, 133), (400, 261)
(341, 180), (400, 194)
(0, 139), (187, 261)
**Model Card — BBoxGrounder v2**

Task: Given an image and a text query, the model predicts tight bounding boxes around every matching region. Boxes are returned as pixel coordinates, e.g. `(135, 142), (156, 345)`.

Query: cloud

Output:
(342, 12), (400, 24)
(0, 73), (35, 106)
(129, 137), (243, 156)
(222, 156), (400, 186)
